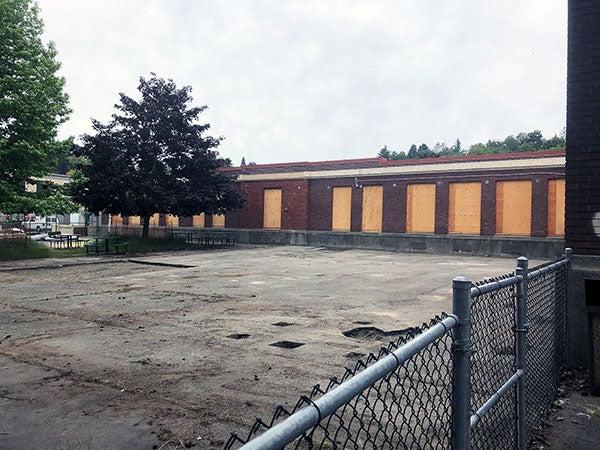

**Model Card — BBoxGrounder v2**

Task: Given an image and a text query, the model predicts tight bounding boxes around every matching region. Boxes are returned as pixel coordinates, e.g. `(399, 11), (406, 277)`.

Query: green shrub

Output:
(0, 239), (51, 261)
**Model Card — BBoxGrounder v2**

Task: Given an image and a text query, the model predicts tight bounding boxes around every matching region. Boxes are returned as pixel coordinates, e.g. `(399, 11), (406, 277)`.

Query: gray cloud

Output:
(39, 0), (567, 164)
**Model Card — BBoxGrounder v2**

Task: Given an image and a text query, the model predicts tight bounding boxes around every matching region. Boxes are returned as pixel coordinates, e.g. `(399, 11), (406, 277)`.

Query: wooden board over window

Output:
(448, 182), (481, 234)
(361, 185), (383, 232)
(406, 184), (436, 233)
(192, 213), (205, 228)
(212, 214), (225, 228)
(496, 180), (532, 236)
(263, 189), (282, 229)
(128, 216), (141, 226)
(547, 179), (565, 236)
(165, 214), (179, 227)
(332, 186), (352, 231)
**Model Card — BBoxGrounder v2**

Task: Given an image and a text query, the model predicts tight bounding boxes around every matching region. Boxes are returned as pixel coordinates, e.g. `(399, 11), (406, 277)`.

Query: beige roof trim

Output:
(237, 156), (565, 182)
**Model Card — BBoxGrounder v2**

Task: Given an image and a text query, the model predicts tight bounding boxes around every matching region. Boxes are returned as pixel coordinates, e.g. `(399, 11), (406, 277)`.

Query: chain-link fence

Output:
(225, 251), (571, 450)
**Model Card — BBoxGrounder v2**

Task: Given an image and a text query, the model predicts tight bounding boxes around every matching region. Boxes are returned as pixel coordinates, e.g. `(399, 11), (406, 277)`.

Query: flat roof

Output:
(222, 149), (565, 176)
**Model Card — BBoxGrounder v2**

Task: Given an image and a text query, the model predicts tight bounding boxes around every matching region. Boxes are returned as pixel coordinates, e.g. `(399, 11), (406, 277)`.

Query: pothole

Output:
(270, 340), (305, 349)
(344, 351), (366, 359)
(227, 333), (251, 340)
(342, 326), (413, 341)
(272, 321), (294, 327)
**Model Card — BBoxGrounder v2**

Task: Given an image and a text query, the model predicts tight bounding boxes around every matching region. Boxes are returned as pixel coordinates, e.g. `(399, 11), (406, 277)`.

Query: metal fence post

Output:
(564, 248), (572, 367)
(515, 256), (529, 450)
(452, 276), (472, 450)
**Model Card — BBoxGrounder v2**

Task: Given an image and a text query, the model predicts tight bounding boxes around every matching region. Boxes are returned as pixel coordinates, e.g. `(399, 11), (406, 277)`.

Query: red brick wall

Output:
(237, 180), (309, 230)
(303, 168), (562, 235)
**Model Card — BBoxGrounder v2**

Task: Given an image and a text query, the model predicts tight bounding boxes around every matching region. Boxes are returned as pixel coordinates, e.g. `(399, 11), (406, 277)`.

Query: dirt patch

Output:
(269, 341), (305, 349)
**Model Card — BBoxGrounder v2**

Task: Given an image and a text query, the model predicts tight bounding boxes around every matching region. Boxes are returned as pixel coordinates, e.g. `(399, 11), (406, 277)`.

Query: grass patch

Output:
(0, 239), (51, 261)
(0, 235), (191, 261)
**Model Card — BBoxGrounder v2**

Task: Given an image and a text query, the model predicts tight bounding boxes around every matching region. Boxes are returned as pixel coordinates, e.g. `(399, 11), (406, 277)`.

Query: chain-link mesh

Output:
(470, 273), (518, 450)
(525, 261), (568, 442)
(225, 315), (453, 449)
(225, 257), (570, 450)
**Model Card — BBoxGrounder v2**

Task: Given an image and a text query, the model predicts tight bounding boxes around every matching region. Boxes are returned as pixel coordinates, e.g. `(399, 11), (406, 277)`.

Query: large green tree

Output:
(70, 75), (244, 238)
(0, 0), (74, 215)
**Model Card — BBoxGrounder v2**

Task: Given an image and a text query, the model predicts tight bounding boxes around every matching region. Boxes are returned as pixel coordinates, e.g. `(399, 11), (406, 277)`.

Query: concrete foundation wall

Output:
(92, 225), (565, 259)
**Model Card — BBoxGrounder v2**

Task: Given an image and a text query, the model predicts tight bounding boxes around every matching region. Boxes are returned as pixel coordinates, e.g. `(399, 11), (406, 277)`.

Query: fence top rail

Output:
(527, 257), (568, 280)
(237, 314), (458, 450)
(470, 275), (520, 298)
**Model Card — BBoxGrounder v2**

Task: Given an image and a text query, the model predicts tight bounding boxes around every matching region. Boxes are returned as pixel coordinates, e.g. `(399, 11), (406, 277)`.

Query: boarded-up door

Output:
(332, 187), (352, 231)
(547, 179), (565, 236)
(165, 215), (179, 227)
(193, 213), (205, 227)
(212, 214), (225, 228)
(406, 184), (436, 233)
(112, 214), (123, 226)
(361, 186), (383, 232)
(263, 189), (282, 229)
(448, 182), (481, 234)
(496, 180), (532, 235)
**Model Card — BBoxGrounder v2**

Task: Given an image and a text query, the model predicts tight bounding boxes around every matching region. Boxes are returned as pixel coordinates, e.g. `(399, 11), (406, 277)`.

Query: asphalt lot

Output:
(0, 245), (529, 449)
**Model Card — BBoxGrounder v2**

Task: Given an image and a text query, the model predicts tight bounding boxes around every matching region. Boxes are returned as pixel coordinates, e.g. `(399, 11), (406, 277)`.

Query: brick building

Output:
(566, 0), (600, 391)
(115, 149), (566, 258)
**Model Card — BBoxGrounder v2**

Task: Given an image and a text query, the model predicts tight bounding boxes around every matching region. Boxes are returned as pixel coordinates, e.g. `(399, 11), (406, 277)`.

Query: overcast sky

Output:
(38, 0), (567, 165)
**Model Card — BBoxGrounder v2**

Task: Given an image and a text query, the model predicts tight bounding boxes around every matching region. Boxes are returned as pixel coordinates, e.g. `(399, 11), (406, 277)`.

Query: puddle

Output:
(269, 340), (305, 349)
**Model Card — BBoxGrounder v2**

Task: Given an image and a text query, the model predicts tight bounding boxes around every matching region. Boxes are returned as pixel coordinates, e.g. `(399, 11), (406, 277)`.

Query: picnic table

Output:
(84, 236), (128, 255)
(169, 229), (235, 248)
(46, 234), (83, 249)
(171, 230), (196, 243)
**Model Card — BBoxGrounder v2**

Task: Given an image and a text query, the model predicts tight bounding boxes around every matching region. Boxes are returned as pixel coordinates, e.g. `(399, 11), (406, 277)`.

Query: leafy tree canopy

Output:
(0, 0), (74, 215)
(377, 130), (565, 160)
(70, 74), (243, 237)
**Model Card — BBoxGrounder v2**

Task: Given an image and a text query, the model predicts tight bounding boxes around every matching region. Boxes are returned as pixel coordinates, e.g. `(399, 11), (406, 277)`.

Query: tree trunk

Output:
(142, 215), (150, 239)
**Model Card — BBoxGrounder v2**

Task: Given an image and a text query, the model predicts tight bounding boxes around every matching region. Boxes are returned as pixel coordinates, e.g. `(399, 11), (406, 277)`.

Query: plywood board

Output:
(212, 214), (225, 228)
(448, 182), (481, 234)
(361, 185), (383, 232)
(406, 184), (436, 233)
(165, 215), (179, 227)
(332, 187), (352, 231)
(547, 179), (565, 236)
(496, 180), (532, 236)
(263, 189), (282, 229)
(128, 216), (141, 226)
(192, 213), (205, 228)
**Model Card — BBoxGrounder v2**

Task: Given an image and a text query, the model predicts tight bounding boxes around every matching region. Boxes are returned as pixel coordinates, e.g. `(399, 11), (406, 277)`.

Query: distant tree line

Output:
(377, 130), (565, 160)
